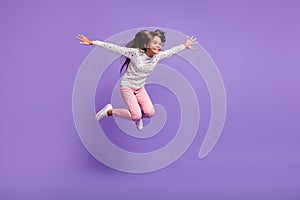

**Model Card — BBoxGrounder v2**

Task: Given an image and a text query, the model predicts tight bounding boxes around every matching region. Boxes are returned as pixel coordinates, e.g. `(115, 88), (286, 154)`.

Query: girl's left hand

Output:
(184, 36), (197, 50)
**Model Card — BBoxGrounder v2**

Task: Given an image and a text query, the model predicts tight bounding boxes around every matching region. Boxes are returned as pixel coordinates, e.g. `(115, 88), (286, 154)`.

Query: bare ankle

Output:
(107, 109), (113, 116)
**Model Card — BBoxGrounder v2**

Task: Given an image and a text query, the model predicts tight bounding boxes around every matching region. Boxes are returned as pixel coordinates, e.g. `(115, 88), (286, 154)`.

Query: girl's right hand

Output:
(76, 34), (93, 45)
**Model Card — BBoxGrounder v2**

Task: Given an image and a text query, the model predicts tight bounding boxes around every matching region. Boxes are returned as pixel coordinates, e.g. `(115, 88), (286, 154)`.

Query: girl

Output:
(77, 29), (197, 130)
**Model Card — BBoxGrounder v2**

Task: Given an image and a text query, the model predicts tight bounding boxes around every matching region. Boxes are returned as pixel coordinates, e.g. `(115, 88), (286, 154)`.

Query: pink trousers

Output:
(112, 86), (155, 121)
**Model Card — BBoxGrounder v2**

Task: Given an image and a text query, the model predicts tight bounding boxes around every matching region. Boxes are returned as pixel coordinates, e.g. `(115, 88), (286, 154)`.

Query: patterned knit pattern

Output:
(93, 40), (185, 89)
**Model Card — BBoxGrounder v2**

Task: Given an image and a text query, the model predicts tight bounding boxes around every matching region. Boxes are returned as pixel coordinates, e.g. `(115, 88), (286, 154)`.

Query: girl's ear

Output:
(144, 44), (147, 48)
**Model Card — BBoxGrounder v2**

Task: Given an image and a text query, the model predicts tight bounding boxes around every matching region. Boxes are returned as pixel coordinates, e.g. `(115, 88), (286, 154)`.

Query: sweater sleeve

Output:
(92, 40), (138, 58)
(157, 44), (186, 60)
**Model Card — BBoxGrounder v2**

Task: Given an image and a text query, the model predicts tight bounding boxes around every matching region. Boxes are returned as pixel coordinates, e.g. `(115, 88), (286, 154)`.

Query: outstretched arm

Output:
(158, 36), (197, 60)
(76, 34), (137, 58)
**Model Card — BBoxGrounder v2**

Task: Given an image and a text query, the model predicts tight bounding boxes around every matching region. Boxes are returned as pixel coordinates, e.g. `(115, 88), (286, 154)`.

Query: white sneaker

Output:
(136, 119), (143, 130)
(95, 104), (113, 120)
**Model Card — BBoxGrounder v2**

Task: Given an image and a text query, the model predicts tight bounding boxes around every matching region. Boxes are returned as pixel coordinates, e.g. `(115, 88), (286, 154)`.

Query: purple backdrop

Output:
(1, 0), (300, 199)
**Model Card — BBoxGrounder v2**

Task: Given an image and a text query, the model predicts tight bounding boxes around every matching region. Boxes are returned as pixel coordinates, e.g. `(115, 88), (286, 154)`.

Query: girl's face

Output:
(146, 36), (162, 56)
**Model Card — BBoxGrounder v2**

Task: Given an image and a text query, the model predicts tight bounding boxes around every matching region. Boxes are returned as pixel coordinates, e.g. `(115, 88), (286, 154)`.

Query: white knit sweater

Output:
(93, 40), (185, 89)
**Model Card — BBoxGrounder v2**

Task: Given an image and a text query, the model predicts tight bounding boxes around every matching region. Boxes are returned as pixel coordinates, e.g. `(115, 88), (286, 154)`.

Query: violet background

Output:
(1, 0), (299, 199)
